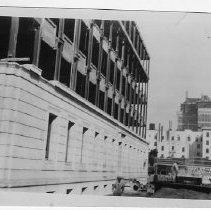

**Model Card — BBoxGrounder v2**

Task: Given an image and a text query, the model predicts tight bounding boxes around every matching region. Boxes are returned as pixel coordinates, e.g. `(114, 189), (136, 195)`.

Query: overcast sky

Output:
(134, 11), (211, 130)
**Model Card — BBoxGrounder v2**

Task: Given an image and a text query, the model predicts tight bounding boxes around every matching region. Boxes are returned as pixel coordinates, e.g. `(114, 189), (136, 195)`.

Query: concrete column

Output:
(85, 21), (94, 100)
(8, 17), (19, 58)
(70, 19), (81, 91)
(95, 21), (104, 107)
(104, 22), (113, 113)
(32, 19), (42, 66)
(54, 19), (64, 81)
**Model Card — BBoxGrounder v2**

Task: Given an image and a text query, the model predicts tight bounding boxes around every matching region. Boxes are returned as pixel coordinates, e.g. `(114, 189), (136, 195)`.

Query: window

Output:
(64, 19), (75, 42)
(206, 140), (209, 146)
(197, 152), (200, 156)
(160, 154), (164, 158)
(59, 57), (71, 87)
(161, 146), (164, 151)
(182, 147), (185, 152)
(99, 90), (105, 110)
(76, 71), (86, 98)
(80, 127), (88, 163)
(177, 136), (180, 141)
(45, 113), (57, 160)
(154, 142), (157, 146)
(101, 50), (107, 77)
(187, 136), (191, 141)
(172, 146), (174, 150)
(206, 156), (209, 160)
(107, 97), (112, 116)
(39, 40), (56, 80)
(206, 148), (209, 154)
(88, 82), (96, 105)
(0, 17), (11, 59)
(110, 60), (115, 84)
(116, 69), (121, 91)
(79, 21), (89, 57)
(207, 132), (209, 138)
(197, 144), (200, 149)
(92, 37), (99, 68)
(171, 136), (174, 140)
(16, 18), (37, 64)
(65, 121), (74, 163)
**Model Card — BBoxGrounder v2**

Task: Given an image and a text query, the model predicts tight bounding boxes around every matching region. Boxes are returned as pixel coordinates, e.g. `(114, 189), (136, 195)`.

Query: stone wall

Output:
(0, 62), (148, 194)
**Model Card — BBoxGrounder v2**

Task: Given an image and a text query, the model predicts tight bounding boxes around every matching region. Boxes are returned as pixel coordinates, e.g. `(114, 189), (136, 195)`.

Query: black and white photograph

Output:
(1, 0), (211, 207)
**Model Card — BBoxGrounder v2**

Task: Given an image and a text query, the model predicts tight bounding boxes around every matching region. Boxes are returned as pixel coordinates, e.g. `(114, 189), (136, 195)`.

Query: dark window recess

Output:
(101, 50), (107, 77)
(121, 76), (126, 96)
(120, 108), (124, 123)
(64, 19), (75, 42)
(111, 23), (118, 50)
(50, 18), (59, 36)
(39, 40), (56, 80)
(0, 17), (11, 59)
(128, 114), (132, 127)
(104, 21), (110, 40)
(116, 69), (120, 91)
(79, 21), (89, 57)
(114, 103), (118, 120)
(66, 189), (72, 194)
(76, 71), (86, 98)
(131, 23), (134, 40)
(125, 21), (130, 34)
(125, 112), (129, 126)
(129, 54), (133, 73)
(65, 121), (74, 163)
(45, 113), (57, 160)
(88, 82), (96, 105)
(127, 83), (131, 101)
(99, 90), (105, 110)
(107, 97), (112, 115)
(110, 60), (114, 84)
(132, 89), (135, 101)
(94, 20), (101, 28)
(124, 45), (128, 67)
(16, 18), (36, 63)
(59, 57), (71, 87)
(92, 37), (99, 68)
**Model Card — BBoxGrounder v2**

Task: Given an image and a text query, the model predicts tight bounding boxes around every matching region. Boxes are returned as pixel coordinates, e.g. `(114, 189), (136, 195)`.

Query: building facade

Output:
(147, 126), (211, 160)
(177, 95), (211, 131)
(0, 17), (150, 194)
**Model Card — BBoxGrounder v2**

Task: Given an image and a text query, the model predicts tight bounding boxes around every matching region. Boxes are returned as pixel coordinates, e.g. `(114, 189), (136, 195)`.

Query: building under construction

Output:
(0, 17), (150, 194)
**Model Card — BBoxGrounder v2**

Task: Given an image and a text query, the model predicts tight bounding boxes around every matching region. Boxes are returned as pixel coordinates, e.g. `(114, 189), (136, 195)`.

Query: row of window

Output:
(45, 113), (144, 163)
(0, 17), (148, 137)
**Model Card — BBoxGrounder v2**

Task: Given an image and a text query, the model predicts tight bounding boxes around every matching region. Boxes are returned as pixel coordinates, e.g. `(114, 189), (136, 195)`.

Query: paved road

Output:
(121, 186), (211, 200)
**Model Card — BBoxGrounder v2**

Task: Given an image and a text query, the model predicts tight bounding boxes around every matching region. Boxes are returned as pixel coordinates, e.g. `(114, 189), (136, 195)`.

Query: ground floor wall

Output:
(0, 63), (148, 195)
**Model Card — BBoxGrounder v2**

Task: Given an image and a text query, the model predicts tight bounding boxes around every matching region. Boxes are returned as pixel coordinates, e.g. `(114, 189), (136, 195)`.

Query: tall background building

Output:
(177, 94), (211, 131)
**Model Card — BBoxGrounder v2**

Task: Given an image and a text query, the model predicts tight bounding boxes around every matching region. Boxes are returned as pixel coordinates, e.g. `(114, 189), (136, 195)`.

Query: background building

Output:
(0, 17), (150, 194)
(177, 94), (211, 131)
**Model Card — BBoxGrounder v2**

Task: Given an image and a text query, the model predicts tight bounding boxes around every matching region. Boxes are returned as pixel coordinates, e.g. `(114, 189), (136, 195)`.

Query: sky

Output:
(134, 11), (211, 130)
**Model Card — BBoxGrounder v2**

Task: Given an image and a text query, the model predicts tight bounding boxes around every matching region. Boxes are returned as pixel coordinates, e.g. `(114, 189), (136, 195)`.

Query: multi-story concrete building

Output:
(0, 16), (150, 194)
(151, 128), (209, 160)
(177, 94), (211, 131)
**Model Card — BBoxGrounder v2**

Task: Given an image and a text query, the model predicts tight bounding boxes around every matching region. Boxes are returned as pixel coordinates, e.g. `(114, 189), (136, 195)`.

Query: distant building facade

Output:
(177, 95), (211, 131)
(147, 125), (211, 160)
